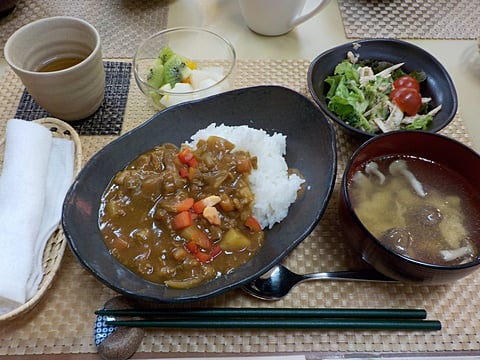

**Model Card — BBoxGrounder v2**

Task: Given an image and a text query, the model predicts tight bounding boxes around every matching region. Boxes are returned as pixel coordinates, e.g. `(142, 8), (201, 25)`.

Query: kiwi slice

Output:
(158, 47), (176, 64)
(148, 90), (163, 107)
(147, 58), (165, 88)
(163, 55), (191, 87)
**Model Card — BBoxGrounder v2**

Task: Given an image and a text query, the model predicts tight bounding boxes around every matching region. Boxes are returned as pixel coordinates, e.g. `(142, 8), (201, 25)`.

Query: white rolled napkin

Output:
(0, 119), (74, 314)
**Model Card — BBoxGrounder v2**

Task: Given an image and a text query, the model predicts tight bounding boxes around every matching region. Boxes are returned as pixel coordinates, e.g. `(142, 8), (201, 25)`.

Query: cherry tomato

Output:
(393, 75), (420, 92)
(390, 87), (422, 116)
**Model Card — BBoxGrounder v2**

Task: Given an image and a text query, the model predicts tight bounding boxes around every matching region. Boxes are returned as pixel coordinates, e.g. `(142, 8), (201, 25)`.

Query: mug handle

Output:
(290, 0), (332, 28)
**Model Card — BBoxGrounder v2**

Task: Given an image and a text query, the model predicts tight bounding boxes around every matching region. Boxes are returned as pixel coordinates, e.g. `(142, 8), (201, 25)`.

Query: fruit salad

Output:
(145, 47), (229, 108)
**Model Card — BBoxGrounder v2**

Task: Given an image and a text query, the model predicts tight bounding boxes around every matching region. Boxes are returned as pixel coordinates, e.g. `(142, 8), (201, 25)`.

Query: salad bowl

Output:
(307, 38), (458, 141)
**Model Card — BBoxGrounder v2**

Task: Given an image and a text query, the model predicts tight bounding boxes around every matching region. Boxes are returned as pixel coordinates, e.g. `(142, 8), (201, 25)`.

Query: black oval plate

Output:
(62, 85), (337, 303)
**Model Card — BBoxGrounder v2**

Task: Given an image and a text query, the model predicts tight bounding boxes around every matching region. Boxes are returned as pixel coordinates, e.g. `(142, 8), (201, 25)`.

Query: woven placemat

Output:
(338, 0), (480, 40)
(0, 60), (479, 356)
(14, 61), (131, 135)
(0, 0), (169, 58)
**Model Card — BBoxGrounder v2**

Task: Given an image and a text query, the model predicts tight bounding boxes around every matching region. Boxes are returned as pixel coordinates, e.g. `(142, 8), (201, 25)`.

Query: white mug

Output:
(238, 0), (331, 36)
(4, 16), (105, 121)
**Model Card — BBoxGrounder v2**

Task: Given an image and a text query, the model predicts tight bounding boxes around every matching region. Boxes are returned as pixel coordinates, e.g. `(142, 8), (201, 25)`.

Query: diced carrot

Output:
(178, 148), (194, 164)
(210, 244), (222, 259)
(185, 240), (199, 254)
(192, 200), (206, 214)
(173, 210), (193, 230)
(176, 197), (194, 212)
(177, 148), (197, 167)
(245, 216), (262, 232)
(195, 251), (212, 263)
(187, 156), (198, 168)
(179, 167), (189, 178)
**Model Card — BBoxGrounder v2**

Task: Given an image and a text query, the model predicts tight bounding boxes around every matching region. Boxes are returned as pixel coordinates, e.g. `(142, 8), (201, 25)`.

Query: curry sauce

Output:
(99, 136), (264, 289)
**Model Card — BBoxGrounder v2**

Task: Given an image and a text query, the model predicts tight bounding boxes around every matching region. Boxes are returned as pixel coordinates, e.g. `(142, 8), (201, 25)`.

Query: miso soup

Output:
(349, 155), (480, 266)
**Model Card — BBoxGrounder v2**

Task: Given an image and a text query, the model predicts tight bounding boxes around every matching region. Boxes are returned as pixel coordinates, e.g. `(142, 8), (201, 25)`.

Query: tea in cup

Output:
(238, 0), (331, 36)
(4, 16), (105, 121)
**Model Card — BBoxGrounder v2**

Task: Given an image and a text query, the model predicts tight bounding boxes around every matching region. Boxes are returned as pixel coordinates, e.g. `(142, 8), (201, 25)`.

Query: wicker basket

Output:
(0, 117), (82, 322)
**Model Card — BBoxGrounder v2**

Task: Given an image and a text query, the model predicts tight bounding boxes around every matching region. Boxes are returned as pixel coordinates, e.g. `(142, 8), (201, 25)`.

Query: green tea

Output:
(37, 57), (85, 72)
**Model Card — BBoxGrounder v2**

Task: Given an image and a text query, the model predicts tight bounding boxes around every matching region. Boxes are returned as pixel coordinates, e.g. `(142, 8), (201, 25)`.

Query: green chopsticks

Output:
(105, 318), (441, 331)
(96, 307), (427, 319)
(95, 308), (441, 331)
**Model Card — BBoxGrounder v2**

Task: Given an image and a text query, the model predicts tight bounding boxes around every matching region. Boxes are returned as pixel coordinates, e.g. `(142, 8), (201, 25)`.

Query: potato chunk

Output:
(220, 229), (251, 252)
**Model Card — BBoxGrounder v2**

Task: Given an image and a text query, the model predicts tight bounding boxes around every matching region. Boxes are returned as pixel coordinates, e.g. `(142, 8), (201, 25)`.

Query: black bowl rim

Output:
(62, 85), (337, 303)
(341, 130), (480, 270)
(307, 38), (459, 139)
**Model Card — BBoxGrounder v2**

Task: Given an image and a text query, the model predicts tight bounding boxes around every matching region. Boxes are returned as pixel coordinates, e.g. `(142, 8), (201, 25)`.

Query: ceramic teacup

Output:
(238, 0), (331, 36)
(4, 16), (105, 121)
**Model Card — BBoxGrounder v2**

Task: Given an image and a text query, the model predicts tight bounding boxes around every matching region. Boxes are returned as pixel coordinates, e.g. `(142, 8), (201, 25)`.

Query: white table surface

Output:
(1, 0), (479, 151)
(167, 0), (480, 150)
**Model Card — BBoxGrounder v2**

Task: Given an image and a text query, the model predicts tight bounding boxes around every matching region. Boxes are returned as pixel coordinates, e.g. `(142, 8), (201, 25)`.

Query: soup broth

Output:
(349, 155), (480, 266)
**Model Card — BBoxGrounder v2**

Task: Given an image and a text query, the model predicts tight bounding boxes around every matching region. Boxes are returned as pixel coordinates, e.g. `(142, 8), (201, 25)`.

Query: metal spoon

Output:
(242, 264), (398, 301)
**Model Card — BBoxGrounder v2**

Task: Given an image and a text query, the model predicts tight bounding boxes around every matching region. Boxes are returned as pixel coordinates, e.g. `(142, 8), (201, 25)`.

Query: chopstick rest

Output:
(95, 297), (145, 360)
(0, 119), (74, 313)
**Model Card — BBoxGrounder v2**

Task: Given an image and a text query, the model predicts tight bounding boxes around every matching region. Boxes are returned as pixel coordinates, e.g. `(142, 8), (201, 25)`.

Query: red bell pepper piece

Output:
(245, 216), (262, 232)
(173, 211), (193, 230)
(176, 197), (194, 212)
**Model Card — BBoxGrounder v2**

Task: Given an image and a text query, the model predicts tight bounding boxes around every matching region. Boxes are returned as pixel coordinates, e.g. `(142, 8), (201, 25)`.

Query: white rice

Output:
(186, 123), (304, 229)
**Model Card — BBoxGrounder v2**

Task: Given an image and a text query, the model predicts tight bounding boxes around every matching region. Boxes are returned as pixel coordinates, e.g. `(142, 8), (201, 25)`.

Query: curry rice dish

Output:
(99, 124), (304, 289)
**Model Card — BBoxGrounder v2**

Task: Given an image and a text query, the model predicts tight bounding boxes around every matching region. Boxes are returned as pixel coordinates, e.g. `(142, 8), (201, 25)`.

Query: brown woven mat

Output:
(338, 0), (480, 40)
(0, 60), (479, 356)
(0, 0), (169, 58)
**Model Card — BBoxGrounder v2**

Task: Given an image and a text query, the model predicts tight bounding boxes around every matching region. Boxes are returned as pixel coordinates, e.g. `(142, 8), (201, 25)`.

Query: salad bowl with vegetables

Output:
(308, 38), (458, 140)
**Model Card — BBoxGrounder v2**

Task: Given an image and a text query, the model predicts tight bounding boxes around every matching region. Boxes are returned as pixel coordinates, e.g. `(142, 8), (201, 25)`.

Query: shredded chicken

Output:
(203, 205), (221, 225)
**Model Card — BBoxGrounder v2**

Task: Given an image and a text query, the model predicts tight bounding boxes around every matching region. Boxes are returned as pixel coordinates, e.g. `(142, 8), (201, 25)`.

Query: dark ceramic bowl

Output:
(0, 0), (17, 17)
(339, 131), (480, 284)
(308, 38), (458, 141)
(62, 85), (337, 303)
